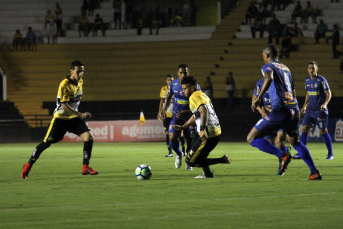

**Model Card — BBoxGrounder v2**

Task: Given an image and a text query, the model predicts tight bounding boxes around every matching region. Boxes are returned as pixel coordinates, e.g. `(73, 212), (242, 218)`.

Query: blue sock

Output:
(170, 141), (182, 156)
(293, 142), (317, 174)
(250, 138), (285, 158)
(300, 132), (308, 145)
(284, 146), (289, 153)
(322, 132), (333, 156)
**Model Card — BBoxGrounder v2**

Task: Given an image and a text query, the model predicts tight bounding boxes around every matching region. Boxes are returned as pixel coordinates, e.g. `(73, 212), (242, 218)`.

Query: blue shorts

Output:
(169, 115), (196, 140)
(255, 107), (300, 138)
(264, 129), (285, 140)
(302, 110), (328, 130)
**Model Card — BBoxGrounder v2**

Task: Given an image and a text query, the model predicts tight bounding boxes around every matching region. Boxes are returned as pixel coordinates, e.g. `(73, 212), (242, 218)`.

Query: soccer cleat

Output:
(194, 173), (214, 178)
(223, 154), (231, 164)
(21, 163), (32, 179)
(276, 169), (284, 176)
(175, 155), (182, 168)
(82, 165), (99, 175)
(309, 170), (322, 180)
(292, 153), (302, 159)
(326, 155), (334, 160)
(183, 152), (187, 157)
(185, 164), (193, 170)
(165, 153), (173, 157)
(279, 152), (292, 175)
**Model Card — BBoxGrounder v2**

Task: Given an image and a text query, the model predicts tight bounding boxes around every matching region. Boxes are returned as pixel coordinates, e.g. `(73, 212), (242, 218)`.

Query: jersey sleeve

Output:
(160, 86), (165, 99)
(190, 93), (206, 114)
(168, 84), (174, 96)
(322, 78), (330, 90)
(58, 81), (71, 103)
(261, 64), (273, 75)
(253, 81), (261, 97)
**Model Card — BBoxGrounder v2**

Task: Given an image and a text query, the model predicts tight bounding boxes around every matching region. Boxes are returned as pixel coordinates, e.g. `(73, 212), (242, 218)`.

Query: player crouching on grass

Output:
(21, 60), (98, 179)
(173, 76), (231, 178)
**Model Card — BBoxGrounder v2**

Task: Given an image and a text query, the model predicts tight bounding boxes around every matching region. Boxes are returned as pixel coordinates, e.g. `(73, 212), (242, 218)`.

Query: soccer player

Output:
(161, 64), (200, 170)
(247, 44), (322, 180)
(21, 60), (98, 179)
(173, 76), (231, 178)
(252, 78), (291, 176)
(293, 61), (333, 160)
(158, 74), (174, 157)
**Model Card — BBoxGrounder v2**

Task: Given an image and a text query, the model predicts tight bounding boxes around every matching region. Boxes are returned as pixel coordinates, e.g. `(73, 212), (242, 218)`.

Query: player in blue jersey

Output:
(252, 78), (291, 176)
(161, 64), (201, 170)
(247, 44), (322, 180)
(293, 61), (333, 160)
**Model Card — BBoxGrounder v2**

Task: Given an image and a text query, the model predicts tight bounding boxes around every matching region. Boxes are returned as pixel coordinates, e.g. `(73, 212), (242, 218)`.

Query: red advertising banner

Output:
(61, 120), (165, 142)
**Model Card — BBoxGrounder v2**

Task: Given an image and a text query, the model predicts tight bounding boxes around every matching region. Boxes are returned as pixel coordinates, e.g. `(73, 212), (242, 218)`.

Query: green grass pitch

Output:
(0, 142), (342, 229)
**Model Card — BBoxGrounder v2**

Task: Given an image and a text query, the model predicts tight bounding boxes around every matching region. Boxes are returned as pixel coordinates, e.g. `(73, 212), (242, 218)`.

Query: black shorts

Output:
(43, 117), (90, 143)
(163, 117), (172, 132)
(185, 134), (220, 167)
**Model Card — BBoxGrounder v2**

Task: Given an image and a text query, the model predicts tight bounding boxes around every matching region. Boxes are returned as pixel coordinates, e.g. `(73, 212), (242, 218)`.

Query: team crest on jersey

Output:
(314, 83), (318, 88)
(311, 84), (313, 88)
(179, 91), (183, 96)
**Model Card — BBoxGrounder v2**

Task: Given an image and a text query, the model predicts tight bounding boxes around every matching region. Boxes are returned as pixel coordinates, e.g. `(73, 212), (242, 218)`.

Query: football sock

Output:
(284, 146), (289, 153)
(168, 146), (172, 155)
(250, 138), (285, 158)
(83, 140), (93, 165)
(28, 141), (51, 165)
(300, 132), (309, 145)
(293, 142), (317, 174)
(180, 136), (186, 153)
(165, 134), (170, 146)
(170, 140), (182, 156)
(205, 157), (226, 165)
(202, 165), (213, 176)
(322, 132), (333, 156)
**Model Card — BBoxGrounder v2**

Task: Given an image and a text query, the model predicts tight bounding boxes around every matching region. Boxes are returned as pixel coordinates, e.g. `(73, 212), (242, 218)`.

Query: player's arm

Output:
(252, 72), (272, 112)
(61, 103), (91, 119)
(321, 88), (332, 111)
(157, 98), (164, 122)
(176, 109), (192, 118)
(173, 114), (195, 132)
(161, 94), (171, 120)
(197, 105), (209, 141)
(252, 94), (267, 118)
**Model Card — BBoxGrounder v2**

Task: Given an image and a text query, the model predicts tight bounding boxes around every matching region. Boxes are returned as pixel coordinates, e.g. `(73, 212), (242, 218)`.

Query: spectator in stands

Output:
(24, 27), (36, 51)
(113, 0), (122, 29)
(314, 19), (329, 44)
(267, 14), (281, 44)
(137, 17), (143, 35)
(256, 2), (266, 24)
(93, 14), (105, 37)
(55, 3), (63, 37)
(203, 76), (214, 100)
(78, 14), (89, 37)
(82, 0), (95, 16)
(12, 29), (24, 51)
(125, 0), (133, 29)
(190, 0), (198, 26)
(45, 10), (56, 44)
(245, 2), (258, 25)
(182, 0), (191, 26)
(149, 16), (159, 35)
(225, 72), (235, 107)
(327, 24), (340, 58)
(174, 12), (183, 27)
(279, 34), (292, 59)
(303, 1), (316, 24)
(121, 0), (126, 29)
(291, 1), (303, 23)
(276, 0), (290, 10)
(251, 15), (264, 38)
(287, 22), (304, 37)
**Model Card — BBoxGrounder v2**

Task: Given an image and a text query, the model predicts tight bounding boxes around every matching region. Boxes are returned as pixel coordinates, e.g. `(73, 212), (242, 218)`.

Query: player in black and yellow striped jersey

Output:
(173, 76), (231, 178)
(21, 60), (98, 179)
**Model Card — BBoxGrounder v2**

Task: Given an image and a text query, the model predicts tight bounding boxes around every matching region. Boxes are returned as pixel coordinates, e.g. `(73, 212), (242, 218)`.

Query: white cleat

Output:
(326, 155), (334, 160)
(175, 155), (182, 168)
(194, 173), (214, 178)
(223, 154), (231, 164)
(185, 164), (193, 170)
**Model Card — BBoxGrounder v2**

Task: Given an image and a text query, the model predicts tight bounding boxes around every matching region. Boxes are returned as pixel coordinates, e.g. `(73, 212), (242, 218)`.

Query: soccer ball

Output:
(135, 164), (152, 180)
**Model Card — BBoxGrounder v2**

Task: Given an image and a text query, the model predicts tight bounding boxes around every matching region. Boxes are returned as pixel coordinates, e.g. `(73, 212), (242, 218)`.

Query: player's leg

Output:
(317, 112), (333, 159)
(72, 117), (98, 175)
(163, 118), (173, 157)
(179, 132), (186, 156)
(22, 118), (66, 179)
(169, 117), (184, 168)
(182, 125), (197, 170)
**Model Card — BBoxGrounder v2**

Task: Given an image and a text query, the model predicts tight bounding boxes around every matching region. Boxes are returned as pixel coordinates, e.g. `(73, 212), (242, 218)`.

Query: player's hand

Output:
(199, 130), (209, 142)
(81, 112), (92, 119)
(261, 112), (267, 118)
(176, 110), (190, 119)
(172, 125), (183, 131)
(320, 104), (327, 111)
(251, 97), (261, 112)
(161, 112), (166, 120)
(157, 114), (162, 122)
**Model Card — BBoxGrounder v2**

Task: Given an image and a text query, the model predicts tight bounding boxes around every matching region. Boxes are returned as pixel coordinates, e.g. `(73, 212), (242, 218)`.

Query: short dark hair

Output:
(308, 61), (318, 67)
(166, 74), (173, 78)
(181, 76), (197, 86)
(71, 60), (84, 70)
(264, 44), (279, 59)
(178, 64), (188, 69)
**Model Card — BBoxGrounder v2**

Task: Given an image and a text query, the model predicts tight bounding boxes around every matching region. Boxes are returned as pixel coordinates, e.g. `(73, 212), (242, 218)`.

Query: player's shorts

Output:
(185, 134), (220, 167)
(255, 107), (300, 138)
(302, 110), (328, 130)
(43, 117), (90, 143)
(264, 129), (285, 140)
(169, 115), (196, 140)
(163, 117), (172, 132)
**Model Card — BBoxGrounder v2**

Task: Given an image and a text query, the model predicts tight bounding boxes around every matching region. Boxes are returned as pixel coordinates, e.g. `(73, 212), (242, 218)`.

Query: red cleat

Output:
(21, 163), (32, 179)
(309, 170), (322, 180)
(82, 165), (99, 175)
(279, 152), (292, 175)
